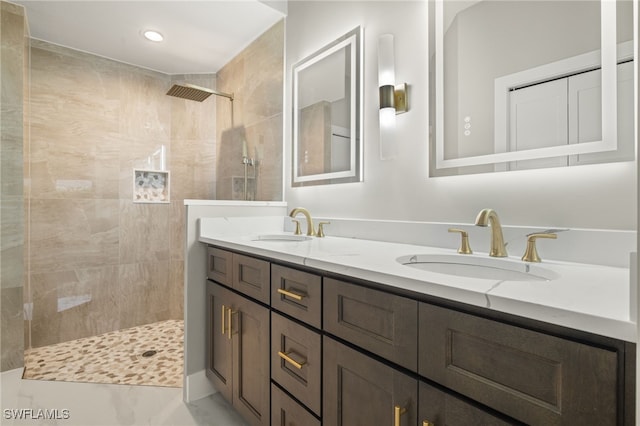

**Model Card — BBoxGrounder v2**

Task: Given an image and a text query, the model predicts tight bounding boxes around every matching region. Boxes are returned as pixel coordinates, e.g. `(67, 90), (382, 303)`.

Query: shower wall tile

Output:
(169, 260), (184, 320)
(1, 286), (24, 371)
(246, 114), (284, 201)
(1, 2), (25, 104)
(29, 199), (119, 274)
(1, 0), (26, 371)
(1, 106), (24, 198)
(119, 66), (171, 142)
(29, 43), (121, 138)
(170, 138), (216, 201)
(1, 199), (24, 289)
(29, 266), (119, 348)
(241, 20), (284, 127)
(170, 202), (185, 261)
(119, 201), (170, 263)
(30, 134), (120, 199)
(216, 19), (284, 202)
(118, 261), (171, 330)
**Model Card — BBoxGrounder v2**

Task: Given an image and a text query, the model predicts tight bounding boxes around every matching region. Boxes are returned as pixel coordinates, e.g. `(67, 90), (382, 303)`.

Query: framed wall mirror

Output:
(429, 0), (634, 175)
(292, 26), (363, 186)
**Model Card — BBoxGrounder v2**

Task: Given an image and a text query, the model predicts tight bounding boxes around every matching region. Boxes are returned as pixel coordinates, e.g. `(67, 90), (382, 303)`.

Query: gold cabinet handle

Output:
(448, 228), (472, 254)
(394, 405), (407, 426)
(521, 232), (557, 263)
(221, 305), (227, 335)
(227, 306), (232, 340)
(277, 288), (305, 301)
(277, 351), (306, 369)
(422, 421), (434, 426)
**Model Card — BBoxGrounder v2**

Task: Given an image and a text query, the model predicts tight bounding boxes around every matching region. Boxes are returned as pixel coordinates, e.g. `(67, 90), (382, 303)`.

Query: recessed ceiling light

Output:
(143, 30), (164, 42)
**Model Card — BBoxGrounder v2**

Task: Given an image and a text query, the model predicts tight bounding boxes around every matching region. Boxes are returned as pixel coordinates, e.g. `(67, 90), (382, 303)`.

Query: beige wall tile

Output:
(118, 261), (170, 329)
(1, 286), (24, 370)
(29, 267), (119, 348)
(119, 201), (170, 264)
(30, 199), (119, 274)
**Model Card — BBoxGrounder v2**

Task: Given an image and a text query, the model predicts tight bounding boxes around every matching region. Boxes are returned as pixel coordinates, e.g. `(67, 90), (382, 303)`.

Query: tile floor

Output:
(3, 319), (246, 425)
(23, 320), (183, 387)
(1, 367), (247, 426)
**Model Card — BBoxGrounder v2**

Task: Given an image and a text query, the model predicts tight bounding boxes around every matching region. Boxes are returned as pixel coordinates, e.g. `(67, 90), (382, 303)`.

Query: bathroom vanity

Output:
(197, 217), (635, 426)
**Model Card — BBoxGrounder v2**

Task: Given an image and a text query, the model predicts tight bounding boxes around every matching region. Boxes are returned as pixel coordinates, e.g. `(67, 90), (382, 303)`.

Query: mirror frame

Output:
(433, 0), (619, 169)
(292, 26), (363, 186)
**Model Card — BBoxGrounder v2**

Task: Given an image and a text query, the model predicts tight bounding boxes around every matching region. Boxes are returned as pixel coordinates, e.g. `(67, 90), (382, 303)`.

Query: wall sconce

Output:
(378, 33), (408, 160)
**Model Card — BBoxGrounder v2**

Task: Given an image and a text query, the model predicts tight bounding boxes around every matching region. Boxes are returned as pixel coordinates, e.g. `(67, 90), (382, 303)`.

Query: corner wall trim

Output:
(184, 370), (216, 403)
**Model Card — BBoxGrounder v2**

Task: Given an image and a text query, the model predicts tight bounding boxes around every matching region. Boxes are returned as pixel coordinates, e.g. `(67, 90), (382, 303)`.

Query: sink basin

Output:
(396, 254), (558, 282)
(253, 234), (312, 242)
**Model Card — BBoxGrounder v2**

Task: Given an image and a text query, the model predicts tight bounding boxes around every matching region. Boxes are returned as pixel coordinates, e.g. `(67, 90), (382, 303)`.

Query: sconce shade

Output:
(378, 34), (397, 159)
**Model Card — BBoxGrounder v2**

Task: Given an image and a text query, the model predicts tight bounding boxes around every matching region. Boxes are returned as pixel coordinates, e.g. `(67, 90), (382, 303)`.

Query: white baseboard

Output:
(183, 370), (216, 403)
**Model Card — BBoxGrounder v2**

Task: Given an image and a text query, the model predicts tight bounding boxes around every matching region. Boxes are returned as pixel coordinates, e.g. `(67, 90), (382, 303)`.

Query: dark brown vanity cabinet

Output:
(205, 248), (270, 426)
(205, 246), (634, 426)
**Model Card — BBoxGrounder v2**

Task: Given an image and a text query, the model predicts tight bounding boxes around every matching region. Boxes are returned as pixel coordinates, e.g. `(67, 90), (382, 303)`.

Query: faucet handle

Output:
(317, 221), (330, 238)
(291, 219), (302, 235)
(448, 228), (473, 254)
(522, 233), (557, 263)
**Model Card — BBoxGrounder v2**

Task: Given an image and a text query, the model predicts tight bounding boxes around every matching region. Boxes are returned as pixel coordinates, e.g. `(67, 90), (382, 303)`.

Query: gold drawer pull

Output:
(277, 288), (305, 301)
(394, 405), (407, 426)
(423, 421), (434, 426)
(221, 305), (227, 336)
(277, 351), (306, 369)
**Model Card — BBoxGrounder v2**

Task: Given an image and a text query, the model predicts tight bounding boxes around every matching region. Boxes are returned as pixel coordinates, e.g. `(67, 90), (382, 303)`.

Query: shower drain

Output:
(141, 350), (158, 358)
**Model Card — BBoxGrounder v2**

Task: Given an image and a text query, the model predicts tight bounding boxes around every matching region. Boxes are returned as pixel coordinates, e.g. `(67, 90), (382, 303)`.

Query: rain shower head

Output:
(166, 83), (234, 102)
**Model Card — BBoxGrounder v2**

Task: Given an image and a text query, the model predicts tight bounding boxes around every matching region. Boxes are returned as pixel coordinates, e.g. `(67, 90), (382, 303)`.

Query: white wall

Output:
(284, 1), (637, 231)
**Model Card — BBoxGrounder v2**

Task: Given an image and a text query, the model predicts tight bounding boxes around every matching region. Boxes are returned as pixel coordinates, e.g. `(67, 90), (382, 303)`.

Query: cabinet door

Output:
(232, 293), (270, 426)
(206, 282), (233, 402)
(419, 303), (618, 425)
(324, 278), (418, 371)
(233, 253), (271, 304)
(419, 381), (517, 426)
(324, 336), (417, 426)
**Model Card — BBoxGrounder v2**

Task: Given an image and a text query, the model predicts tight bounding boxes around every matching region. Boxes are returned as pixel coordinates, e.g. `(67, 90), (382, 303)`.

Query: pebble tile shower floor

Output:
(23, 319), (183, 387)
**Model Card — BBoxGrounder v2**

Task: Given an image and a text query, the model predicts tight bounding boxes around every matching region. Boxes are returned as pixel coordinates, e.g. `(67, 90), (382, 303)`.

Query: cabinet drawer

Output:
(419, 303), (618, 425)
(323, 278), (418, 371)
(271, 264), (321, 329)
(271, 384), (320, 426)
(207, 247), (232, 285)
(271, 312), (322, 416)
(233, 253), (270, 304)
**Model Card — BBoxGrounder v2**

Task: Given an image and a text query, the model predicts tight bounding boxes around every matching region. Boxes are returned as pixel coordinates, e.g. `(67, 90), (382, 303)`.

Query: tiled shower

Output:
(0, 1), (284, 384)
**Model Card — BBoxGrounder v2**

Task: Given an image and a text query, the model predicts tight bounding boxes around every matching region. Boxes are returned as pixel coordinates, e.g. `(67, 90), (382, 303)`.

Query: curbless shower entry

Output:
(19, 19), (284, 388)
(23, 320), (184, 387)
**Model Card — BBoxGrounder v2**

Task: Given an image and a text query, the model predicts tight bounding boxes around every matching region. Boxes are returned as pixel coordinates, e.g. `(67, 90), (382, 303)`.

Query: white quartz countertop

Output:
(199, 217), (635, 342)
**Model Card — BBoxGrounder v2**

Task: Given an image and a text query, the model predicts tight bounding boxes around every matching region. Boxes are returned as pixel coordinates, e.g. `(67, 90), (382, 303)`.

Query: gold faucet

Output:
(474, 209), (508, 257)
(289, 207), (316, 236)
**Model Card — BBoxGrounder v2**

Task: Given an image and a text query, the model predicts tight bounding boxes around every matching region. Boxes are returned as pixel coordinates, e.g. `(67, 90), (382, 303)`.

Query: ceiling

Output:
(14, 1), (286, 75)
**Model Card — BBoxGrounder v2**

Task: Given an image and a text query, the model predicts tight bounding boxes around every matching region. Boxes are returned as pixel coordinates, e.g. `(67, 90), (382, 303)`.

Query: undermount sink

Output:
(253, 234), (312, 242)
(396, 254), (558, 282)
